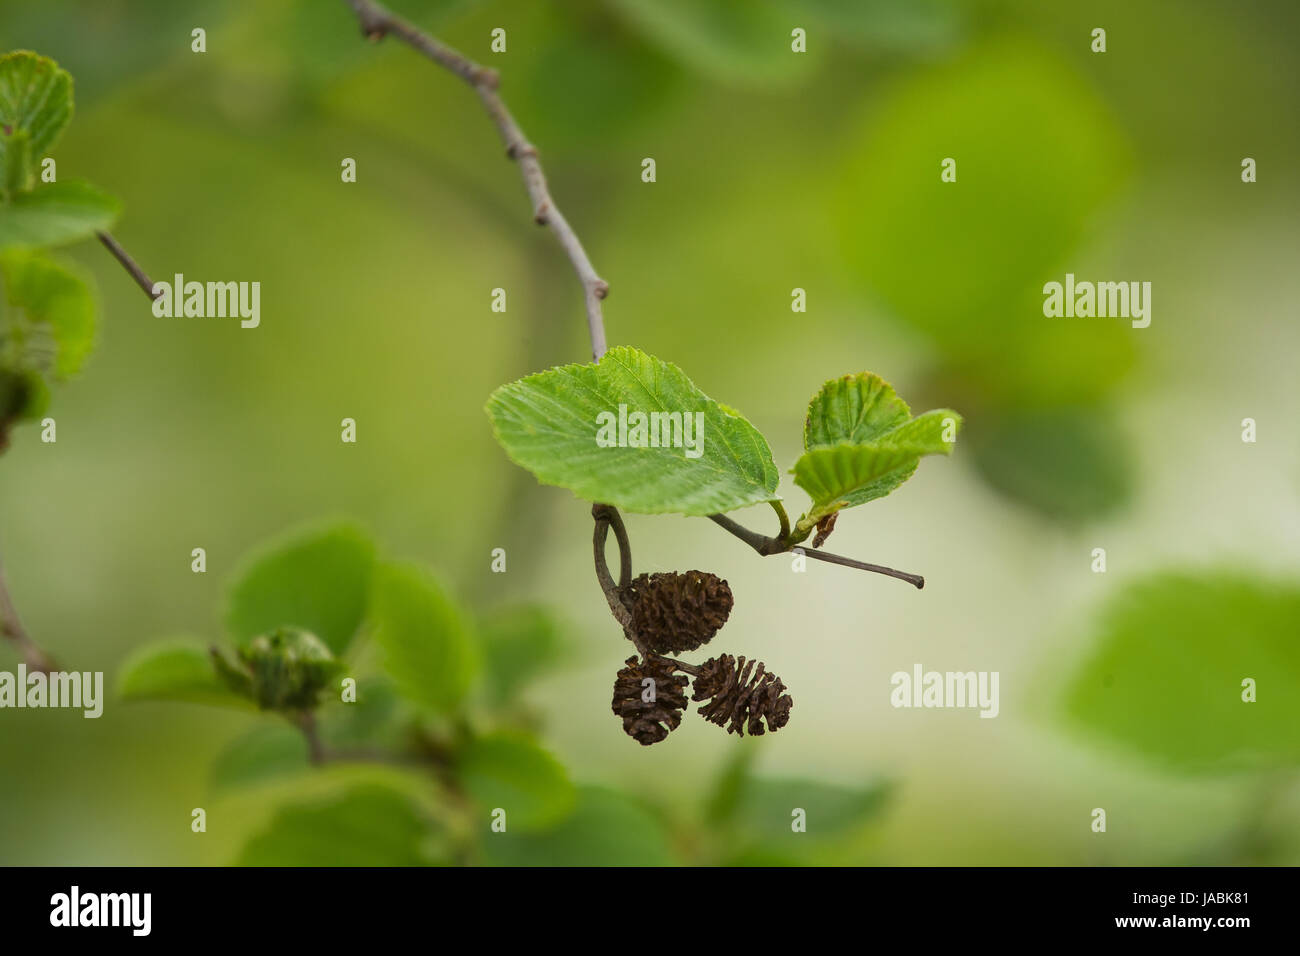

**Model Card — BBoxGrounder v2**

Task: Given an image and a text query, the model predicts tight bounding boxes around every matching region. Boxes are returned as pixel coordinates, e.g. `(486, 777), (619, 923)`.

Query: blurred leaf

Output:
(117, 639), (253, 710)
(607, 0), (812, 86)
(483, 785), (677, 865)
(833, 40), (1134, 404)
(1, 128), (31, 199)
(486, 345), (780, 516)
(477, 604), (566, 704)
(967, 407), (1132, 523)
(211, 723), (310, 793)
(0, 181), (121, 248)
(1064, 573), (1300, 773)
(235, 782), (439, 866)
(786, 0), (961, 53)
(369, 560), (478, 713)
(1, 248), (96, 377)
(517, 4), (682, 152)
(0, 51), (72, 182)
(456, 729), (575, 832)
(735, 776), (893, 842)
(0, 368), (47, 426)
(226, 521), (375, 655)
(703, 741), (760, 825)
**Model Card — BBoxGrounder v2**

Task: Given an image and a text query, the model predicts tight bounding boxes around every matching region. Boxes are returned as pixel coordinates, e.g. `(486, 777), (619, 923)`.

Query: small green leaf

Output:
(226, 521), (376, 656)
(117, 639), (253, 710)
(478, 604), (566, 704)
(369, 560), (478, 714)
(483, 785), (678, 866)
(235, 783), (439, 866)
(1, 248), (96, 377)
(1064, 573), (1300, 774)
(486, 345), (780, 516)
(0, 52), (72, 183)
(0, 180), (121, 248)
(792, 375), (961, 526)
(457, 730), (575, 832)
(804, 373), (912, 448)
(792, 409), (961, 521)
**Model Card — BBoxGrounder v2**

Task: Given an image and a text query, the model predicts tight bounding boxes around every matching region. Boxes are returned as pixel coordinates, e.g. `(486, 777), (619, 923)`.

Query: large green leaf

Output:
(1064, 573), (1300, 774)
(1, 248), (96, 377)
(0, 52), (72, 196)
(457, 730), (575, 833)
(225, 521), (376, 656)
(116, 639), (253, 710)
(235, 782), (439, 866)
(486, 346), (780, 516)
(0, 180), (121, 248)
(369, 560), (478, 714)
(483, 785), (678, 866)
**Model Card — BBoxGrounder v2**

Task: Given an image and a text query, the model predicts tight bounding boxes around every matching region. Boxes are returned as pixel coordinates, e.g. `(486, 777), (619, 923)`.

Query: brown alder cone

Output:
(692, 654), (793, 737)
(611, 655), (690, 746)
(620, 570), (733, 654)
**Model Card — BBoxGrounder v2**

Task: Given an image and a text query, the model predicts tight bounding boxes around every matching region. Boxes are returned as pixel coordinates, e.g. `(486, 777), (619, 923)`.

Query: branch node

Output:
(593, 280), (610, 300)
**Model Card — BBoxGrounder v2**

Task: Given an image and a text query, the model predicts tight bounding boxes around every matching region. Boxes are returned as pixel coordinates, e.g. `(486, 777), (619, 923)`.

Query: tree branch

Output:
(96, 231), (161, 302)
(342, 0), (609, 360)
(708, 513), (925, 589)
(0, 558), (56, 673)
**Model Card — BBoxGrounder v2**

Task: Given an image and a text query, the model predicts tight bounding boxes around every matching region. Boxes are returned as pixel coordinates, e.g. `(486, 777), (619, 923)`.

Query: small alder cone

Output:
(692, 654), (793, 737)
(621, 570), (733, 654)
(611, 654), (689, 746)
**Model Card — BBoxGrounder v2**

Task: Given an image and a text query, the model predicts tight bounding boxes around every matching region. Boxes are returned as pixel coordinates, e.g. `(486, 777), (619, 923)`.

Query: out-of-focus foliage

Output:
(1064, 573), (1300, 774)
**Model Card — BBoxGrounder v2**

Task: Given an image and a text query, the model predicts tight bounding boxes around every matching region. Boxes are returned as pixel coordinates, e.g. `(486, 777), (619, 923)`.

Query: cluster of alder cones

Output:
(611, 570), (793, 746)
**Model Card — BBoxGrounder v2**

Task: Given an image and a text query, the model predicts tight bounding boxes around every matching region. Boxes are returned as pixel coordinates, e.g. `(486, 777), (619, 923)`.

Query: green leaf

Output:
(486, 345), (780, 516)
(1, 248), (96, 377)
(0, 180), (121, 248)
(226, 521), (376, 656)
(369, 560), (478, 714)
(483, 785), (676, 865)
(804, 373), (912, 448)
(736, 776), (894, 841)
(456, 730), (575, 833)
(477, 604), (566, 704)
(0, 52), (72, 188)
(792, 409), (960, 521)
(117, 639), (254, 710)
(787, 0), (962, 53)
(211, 723), (310, 793)
(235, 783), (439, 866)
(967, 406), (1132, 523)
(792, 375), (961, 525)
(1063, 573), (1300, 774)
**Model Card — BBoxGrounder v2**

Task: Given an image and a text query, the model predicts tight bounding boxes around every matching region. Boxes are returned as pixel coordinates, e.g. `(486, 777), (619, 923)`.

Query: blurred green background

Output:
(1, 0), (1297, 865)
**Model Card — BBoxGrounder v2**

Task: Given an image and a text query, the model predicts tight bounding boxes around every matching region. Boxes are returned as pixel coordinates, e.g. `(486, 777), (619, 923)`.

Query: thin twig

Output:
(342, 0), (609, 360)
(709, 513), (924, 589)
(0, 559), (56, 673)
(96, 231), (160, 301)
